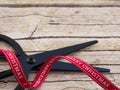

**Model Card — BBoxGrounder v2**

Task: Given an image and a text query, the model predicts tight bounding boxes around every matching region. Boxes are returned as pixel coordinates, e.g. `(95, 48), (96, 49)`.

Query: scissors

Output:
(0, 34), (110, 90)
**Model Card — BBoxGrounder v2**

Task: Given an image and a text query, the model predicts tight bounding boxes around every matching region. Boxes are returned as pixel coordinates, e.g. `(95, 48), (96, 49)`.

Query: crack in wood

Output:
(14, 37), (120, 41)
(29, 22), (39, 38)
(48, 23), (120, 26)
(0, 13), (57, 19)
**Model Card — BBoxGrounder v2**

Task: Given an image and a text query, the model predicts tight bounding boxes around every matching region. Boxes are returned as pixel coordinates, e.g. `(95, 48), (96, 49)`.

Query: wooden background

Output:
(0, 0), (120, 90)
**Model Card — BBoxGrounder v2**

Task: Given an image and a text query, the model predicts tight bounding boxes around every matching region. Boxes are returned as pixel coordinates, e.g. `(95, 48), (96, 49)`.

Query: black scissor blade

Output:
(47, 40), (98, 55)
(52, 62), (110, 72)
(31, 40), (98, 68)
(30, 40), (109, 73)
(41, 40), (98, 56)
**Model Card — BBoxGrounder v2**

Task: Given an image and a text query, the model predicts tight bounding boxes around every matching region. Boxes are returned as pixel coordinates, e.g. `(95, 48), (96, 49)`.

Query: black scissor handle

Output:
(0, 34), (23, 57)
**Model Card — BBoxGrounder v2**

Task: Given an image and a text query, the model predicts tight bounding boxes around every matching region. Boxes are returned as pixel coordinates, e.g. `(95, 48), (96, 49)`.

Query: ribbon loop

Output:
(0, 49), (119, 90)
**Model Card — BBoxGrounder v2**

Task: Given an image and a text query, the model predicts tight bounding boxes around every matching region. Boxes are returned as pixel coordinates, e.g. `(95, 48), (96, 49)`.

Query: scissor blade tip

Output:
(91, 40), (98, 44)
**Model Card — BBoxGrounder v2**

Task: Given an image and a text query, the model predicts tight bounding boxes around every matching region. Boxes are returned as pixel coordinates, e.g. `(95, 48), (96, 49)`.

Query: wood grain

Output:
(15, 38), (120, 51)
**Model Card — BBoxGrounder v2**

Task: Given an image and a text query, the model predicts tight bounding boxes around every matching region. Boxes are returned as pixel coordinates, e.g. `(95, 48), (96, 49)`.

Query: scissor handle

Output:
(0, 34), (23, 57)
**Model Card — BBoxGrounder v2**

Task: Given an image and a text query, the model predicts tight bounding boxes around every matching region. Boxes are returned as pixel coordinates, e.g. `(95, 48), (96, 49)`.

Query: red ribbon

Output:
(0, 49), (119, 90)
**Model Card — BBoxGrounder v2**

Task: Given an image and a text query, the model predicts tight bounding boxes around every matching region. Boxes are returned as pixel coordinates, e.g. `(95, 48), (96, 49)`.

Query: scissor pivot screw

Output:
(27, 58), (36, 64)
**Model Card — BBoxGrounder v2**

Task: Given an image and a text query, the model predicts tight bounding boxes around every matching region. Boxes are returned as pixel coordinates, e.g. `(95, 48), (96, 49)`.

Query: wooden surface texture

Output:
(0, 0), (120, 90)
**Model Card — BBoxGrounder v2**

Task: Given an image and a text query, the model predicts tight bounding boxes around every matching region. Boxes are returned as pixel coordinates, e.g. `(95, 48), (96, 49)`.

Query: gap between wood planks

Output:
(0, 0), (120, 7)
(0, 4), (120, 7)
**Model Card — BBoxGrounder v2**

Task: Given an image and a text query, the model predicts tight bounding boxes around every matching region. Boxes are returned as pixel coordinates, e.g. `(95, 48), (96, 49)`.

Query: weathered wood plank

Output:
(0, 0), (120, 6)
(1, 25), (120, 38)
(0, 7), (120, 38)
(0, 80), (119, 90)
(15, 38), (120, 51)
(1, 38), (120, 51)
(32, 25), (120, 38)
(0, 81), (104, 90)
(0, 7), (117, 22)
